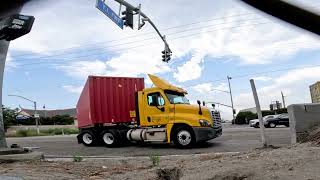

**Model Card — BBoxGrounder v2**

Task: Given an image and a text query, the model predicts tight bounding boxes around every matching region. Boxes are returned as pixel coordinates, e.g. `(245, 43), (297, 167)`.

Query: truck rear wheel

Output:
(80, 130), (96, 146)
(101, 130), (118, 147)
(173, 127), (195, 148)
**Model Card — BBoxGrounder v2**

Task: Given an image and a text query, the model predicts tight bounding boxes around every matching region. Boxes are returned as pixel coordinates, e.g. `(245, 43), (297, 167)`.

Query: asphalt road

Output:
(6, 125), (291, 157)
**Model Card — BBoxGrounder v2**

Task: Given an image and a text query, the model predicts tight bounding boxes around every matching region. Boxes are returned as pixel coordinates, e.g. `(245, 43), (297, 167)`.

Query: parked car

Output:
(249, 119), (260, 128)
(264, 114), (289, 128)
(249, 115), (285, 128)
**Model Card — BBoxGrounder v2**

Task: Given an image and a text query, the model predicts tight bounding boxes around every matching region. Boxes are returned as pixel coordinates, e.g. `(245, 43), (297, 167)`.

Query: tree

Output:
(2, 106), (18, 131)
(235, 111), (257, 124)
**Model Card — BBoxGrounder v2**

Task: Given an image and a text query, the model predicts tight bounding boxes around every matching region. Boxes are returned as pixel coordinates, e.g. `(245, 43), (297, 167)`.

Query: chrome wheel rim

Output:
(103, 132), (114, 145)
(177, 130), (191, 146)
(82, 133), (93, 144)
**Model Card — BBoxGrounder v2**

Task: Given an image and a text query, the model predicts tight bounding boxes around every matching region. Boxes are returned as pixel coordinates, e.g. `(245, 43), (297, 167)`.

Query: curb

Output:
(45, 152), (241, 161)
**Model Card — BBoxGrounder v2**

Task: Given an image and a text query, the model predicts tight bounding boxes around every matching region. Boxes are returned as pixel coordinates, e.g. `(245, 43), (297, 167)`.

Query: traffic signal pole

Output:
(113, 0), (172, 55)
(0, 1), (35, 148)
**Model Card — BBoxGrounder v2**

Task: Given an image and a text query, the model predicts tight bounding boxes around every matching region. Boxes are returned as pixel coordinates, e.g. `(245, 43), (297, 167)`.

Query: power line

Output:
(10, 12), (259, 58)
(184, 63), (320, 88)
(13, 18), (266, 62)
(14, 21), (272, 66)
(17, 27), (320, 68)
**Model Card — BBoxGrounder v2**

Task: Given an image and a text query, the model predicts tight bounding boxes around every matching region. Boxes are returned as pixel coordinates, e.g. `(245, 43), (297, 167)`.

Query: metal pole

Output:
(113, 0), (172, 52)
(0, 40), (9, 148)
(227, 76), (235, 122)
(281, 91), (286, 108)
(34, 101), (39, 135)
(250, 79), (267, 147)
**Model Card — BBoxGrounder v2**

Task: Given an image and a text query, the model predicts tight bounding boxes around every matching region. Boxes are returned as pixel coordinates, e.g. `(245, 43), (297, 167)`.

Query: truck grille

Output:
(211, 111), (222, 128)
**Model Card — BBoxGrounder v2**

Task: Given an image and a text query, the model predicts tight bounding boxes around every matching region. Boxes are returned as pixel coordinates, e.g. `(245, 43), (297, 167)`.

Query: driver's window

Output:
(147, 93), (165, 106)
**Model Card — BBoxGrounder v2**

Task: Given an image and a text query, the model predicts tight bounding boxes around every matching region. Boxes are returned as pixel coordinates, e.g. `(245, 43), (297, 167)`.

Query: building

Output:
(17, 107), (77, 125)
(18, 108), (76, 118)
(310, 81), (320, 103)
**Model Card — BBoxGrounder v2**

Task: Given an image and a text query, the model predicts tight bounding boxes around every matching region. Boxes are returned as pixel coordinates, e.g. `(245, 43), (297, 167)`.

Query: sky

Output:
(3, 0), (320, 120)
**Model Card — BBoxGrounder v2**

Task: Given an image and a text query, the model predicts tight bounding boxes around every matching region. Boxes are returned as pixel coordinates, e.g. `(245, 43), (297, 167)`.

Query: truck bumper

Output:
(192, 127), (222, 142)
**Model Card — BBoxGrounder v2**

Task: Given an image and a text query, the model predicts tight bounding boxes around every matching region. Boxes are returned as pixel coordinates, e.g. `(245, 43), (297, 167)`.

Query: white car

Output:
(249, 115), (280, 128)
(249, 119), (260, 128)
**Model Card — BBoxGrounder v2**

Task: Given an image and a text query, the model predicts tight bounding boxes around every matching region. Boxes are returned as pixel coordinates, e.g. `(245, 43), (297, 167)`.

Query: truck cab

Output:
(128, 74), (222, 147)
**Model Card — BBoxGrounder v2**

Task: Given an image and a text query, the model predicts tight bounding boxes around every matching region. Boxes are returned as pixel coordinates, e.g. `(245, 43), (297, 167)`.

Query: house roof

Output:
(19, 108), (76, 118)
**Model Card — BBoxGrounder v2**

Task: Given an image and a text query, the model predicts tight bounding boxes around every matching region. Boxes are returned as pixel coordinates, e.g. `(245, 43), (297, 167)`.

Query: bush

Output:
(235, 111), (257, 124)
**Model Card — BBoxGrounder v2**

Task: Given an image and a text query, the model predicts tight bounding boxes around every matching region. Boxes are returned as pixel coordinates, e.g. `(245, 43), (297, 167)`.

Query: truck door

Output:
(142, 91), (169, 126)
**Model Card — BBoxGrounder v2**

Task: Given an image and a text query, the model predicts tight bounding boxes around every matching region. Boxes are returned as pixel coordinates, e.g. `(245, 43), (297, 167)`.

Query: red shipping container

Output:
(77, 76), (144, 128)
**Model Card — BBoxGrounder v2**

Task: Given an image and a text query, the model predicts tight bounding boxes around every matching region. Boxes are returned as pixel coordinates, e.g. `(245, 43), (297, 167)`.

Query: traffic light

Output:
(276, 101), (281, 110)
(162, 49), (172, 62)
(121, 7), (134, 29)
(270, 104), (274, 111)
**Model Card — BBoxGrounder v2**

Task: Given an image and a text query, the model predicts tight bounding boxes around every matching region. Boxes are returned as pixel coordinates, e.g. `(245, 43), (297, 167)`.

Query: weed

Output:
(72, 154), (83, 162)
(149, 153), (160, 167)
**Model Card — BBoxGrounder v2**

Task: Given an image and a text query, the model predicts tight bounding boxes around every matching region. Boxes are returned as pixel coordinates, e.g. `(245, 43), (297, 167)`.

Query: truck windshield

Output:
(165, 90), (190, 104)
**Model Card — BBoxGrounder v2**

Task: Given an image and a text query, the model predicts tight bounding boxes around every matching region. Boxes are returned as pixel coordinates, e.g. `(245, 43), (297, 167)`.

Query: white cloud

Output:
(174, 51), (204, 82)
(192, 82), (228, 94)
(9, 0), (320, 83)
(58, 60), (108, 79)
(235, 66), (320, 111)
(252, 76), (272, 82)
(62, 85), (83, 94)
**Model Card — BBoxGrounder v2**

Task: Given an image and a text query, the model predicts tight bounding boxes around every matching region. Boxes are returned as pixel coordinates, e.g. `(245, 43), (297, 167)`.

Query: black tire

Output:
(80, 130), (96, 146)
(254, 123), (260, 128)
(101, 130), (119, 148)
(173, 127), (195, 148)
(285, 124), (289, 127)
(268, 122), (276, 128)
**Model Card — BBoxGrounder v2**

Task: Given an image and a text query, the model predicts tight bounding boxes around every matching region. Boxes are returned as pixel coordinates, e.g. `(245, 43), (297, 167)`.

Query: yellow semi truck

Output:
(77, 74), (222, 148)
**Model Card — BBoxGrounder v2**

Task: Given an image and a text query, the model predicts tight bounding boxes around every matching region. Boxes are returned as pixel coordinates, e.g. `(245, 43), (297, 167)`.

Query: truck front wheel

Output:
(173, 127), (195, 148)
(101, 130), (118, 147)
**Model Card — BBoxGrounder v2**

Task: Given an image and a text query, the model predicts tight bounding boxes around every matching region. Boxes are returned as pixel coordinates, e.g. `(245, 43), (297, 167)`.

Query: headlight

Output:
(199, 119), (211, 127)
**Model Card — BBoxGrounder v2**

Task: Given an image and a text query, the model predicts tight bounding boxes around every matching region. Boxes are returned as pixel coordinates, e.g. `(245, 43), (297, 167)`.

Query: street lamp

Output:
(8, 94), (39, 134)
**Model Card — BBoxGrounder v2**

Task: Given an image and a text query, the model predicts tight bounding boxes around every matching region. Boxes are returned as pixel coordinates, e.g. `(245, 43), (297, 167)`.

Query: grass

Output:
(72, 154), (83, 162)
(14, 128), (79, 137)
(149, 153), (160, 167)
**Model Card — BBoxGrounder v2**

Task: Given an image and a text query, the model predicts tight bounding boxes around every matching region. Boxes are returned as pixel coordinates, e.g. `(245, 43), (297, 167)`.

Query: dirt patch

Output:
(299, 126), (320, 145)
(156, 167), (182, 180)
(1, 144), (320, 180)
(210, 171), (254, 180)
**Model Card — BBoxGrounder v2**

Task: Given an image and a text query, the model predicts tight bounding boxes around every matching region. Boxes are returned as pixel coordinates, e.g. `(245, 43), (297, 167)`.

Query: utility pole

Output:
(227, 76), (235, 122)
(281, 91), (286, 108)
(250, 79), (267, 147)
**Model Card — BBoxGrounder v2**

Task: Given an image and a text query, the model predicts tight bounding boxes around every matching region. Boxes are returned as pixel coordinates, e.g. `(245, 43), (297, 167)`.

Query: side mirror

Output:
(160, 107), (165, 112)
(212, 104), (215, 108)
(197, 100), (202, 115)
(202, 101), (206, 106)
